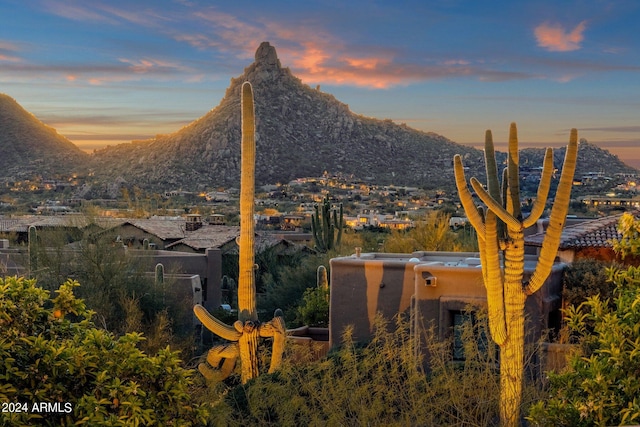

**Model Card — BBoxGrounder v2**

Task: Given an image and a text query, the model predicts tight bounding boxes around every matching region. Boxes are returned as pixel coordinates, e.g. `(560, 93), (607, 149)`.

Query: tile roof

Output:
(124, 219), (188, 240)
(0, 215), (97, 232)
(525, 213), (631, 249)
(165, 225), (240, 250)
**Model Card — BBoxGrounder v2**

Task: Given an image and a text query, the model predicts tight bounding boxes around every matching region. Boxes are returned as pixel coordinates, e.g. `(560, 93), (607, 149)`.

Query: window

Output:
(451, 310), (491, 362)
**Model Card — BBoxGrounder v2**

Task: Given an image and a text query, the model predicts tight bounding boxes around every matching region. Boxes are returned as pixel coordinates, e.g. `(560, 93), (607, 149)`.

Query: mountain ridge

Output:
(1, 42), (636, 196)
(0, 94), (89, 180)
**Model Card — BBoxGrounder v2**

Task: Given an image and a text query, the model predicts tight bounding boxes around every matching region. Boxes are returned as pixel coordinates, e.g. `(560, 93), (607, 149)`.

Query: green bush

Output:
(562, 257), (614, 308)
(0, 277), (206, 426)
(295, 286), (329, 328)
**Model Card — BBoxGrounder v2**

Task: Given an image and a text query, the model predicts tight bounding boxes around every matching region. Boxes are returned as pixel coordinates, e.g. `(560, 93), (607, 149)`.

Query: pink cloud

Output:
(534, 21), (587, 52)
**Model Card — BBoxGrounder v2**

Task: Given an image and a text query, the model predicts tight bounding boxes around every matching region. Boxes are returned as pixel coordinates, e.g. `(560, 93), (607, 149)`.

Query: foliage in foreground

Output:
(528, 212), (640, 426)
(0, 276), (206, 426)
(208, 312), (543, 426)
(528, 265), (640, 426)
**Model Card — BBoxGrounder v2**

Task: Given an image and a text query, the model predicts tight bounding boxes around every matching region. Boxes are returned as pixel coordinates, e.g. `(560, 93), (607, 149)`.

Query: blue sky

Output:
(1, 0), (639, 167)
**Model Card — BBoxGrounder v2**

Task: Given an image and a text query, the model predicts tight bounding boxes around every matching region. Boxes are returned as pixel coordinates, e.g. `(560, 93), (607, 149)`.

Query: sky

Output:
(1, 0), (639, 168)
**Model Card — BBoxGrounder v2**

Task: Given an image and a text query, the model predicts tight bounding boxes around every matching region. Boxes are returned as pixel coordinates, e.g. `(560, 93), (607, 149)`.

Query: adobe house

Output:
(329, 251), (565, 359)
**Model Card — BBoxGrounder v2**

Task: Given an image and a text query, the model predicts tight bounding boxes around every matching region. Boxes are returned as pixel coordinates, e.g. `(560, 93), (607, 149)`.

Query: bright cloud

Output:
(534, 21), (587, 52)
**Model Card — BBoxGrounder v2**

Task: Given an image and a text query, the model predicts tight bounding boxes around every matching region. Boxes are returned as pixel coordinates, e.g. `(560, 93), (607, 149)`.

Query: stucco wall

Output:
(330, 251), (565, 353)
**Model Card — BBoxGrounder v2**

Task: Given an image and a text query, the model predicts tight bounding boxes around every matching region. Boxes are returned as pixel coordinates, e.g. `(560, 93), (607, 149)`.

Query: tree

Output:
(383, 210), (476, 253)
(0, 277), (206, 426)
(528, 212), (640, 426)
(454, 123), (578, 426)
(193, 82), (286, 384)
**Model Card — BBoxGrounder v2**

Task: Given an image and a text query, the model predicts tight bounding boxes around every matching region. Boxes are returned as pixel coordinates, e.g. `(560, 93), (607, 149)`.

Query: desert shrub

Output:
(208, 310), (543, 426)
(562, 257), (614, 308)
(259, 255), (321, 324)
(294, 286), (329, 328)
(383, 210), (477, 253)
(0, 277), (206, 426)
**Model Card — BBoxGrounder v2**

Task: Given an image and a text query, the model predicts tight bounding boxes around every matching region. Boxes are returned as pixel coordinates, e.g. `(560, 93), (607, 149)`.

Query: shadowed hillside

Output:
(0, 94), (88, 180)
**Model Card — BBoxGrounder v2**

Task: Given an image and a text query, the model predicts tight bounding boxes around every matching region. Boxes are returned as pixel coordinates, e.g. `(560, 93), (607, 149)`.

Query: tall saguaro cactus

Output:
(454, 123), (578, 427)
(193, 82), (286, 384)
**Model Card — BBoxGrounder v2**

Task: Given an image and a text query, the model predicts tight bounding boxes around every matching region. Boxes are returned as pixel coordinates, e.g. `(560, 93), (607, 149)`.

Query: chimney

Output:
(186, 214), (203, 231)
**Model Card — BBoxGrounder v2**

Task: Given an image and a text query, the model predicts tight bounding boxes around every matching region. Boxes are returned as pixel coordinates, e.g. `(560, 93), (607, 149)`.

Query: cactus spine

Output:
(193, 82), (286, 384)
(454, 123), (578, 427)
(28, 225), (37, 278)
(311, 195), (343, 252)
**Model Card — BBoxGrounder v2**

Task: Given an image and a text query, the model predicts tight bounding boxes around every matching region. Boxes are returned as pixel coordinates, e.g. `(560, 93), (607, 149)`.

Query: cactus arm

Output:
(198, 344), (239, 381)
(525, 129), (578, 295)
(259, 315), (287, 373)
(194, 304), (242, 341)
(470, 178), (522, 231)
(522, 148), (554, 229)
(323, 200), (331, 249)
(317, 265), (329, 290)
(453, 155), (486, 238)
(484, 210), (507, 346)
(312, 208), (326, 251)
(484, 130), (503, 205)
(507, 123), (522, 220)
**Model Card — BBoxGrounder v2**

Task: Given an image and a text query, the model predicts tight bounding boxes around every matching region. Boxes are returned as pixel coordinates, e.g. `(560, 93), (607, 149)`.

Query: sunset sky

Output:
(1, 0), (639, 167)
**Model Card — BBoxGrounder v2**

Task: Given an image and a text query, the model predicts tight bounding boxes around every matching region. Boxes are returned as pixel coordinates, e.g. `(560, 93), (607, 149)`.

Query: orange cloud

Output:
(534, 21), (587, 52)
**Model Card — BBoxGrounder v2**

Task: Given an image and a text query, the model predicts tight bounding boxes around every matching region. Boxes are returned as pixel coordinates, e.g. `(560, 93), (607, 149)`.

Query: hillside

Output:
(87, 42), (485, 193)
(0, 94), (89, 180)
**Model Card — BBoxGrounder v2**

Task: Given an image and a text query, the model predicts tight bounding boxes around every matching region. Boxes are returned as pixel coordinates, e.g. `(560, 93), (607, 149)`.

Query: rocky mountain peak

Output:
(238, 41), (289, 87)
(255, 41), (281, 70)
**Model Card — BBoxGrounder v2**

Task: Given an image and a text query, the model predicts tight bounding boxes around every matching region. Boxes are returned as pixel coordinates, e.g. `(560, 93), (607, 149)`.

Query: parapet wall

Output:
(329, 251), (565, 351)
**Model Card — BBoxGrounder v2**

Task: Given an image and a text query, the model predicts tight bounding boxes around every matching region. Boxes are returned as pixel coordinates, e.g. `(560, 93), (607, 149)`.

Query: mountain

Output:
(88, 42), (485, 192)
(0, 94), (89, 180)
(519, 141), (636, 177)
(1, 42), (636, 196)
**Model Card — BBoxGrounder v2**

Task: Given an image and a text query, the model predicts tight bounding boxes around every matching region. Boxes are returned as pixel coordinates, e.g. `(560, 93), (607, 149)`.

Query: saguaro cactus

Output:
(28, 225), (37, 278)
(193, 82), (286, 384)
(317, 265), (329, 302)
(311, 195), (343, 252)
(453, 123), (578, 427)
(154, 263), (164, 286)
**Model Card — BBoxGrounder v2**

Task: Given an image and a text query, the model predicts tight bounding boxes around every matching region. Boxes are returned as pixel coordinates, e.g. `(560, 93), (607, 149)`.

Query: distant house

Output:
(105, 218), (187, 249)
(165, 225), (240, 253)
